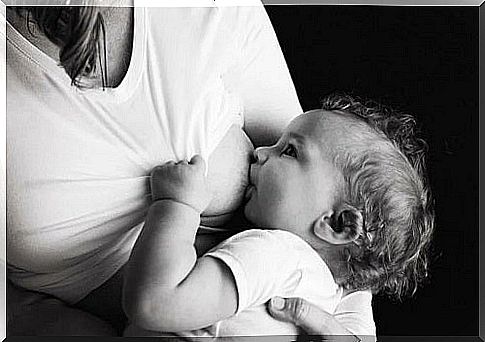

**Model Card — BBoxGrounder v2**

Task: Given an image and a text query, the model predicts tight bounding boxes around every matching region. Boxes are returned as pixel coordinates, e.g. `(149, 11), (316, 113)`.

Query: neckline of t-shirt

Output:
(6, 6), (146, 103)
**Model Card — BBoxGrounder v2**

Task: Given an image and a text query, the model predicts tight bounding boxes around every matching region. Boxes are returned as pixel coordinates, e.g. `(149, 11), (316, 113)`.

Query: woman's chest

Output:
(7, 91), (253, 229)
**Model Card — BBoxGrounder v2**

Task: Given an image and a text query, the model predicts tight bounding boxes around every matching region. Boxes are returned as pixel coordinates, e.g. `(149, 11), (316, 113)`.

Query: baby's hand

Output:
(150, 155), (211, 213)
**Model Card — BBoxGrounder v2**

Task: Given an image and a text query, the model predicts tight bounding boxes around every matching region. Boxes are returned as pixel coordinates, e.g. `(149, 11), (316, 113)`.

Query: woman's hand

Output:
(268, 297), (373, 342)
(150, 155), (211, 213)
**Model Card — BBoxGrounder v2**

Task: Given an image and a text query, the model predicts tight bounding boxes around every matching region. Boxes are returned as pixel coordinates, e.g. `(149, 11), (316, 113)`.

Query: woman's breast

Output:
(203, 124), (254, 224)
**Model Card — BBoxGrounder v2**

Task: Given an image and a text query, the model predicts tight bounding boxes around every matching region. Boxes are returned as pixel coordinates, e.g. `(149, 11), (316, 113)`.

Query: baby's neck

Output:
(312, 242), (351, 286)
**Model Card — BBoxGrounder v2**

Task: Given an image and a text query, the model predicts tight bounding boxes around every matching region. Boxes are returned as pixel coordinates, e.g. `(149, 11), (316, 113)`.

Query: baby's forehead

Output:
(304, 109), (360, 127)
(290, 109), (383, 154)
(293, 110), (364, 139)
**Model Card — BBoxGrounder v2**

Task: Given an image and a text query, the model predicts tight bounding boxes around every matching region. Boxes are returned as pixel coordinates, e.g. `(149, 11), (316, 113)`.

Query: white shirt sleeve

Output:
(204, 229), (302, 314)
(334, 290), (377, 340)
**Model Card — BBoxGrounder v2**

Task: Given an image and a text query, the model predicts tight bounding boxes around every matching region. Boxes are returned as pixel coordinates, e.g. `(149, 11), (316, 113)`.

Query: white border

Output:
(0, 0), (482, 340)
(262, 0), (483, 5)
(1, 0), (483, 6)
(2, 0), (263, 6)
(0, 1), (6, 340)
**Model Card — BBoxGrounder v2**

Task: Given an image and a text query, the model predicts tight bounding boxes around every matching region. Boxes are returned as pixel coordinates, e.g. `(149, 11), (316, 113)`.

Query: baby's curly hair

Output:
(321, 92), (435, 300)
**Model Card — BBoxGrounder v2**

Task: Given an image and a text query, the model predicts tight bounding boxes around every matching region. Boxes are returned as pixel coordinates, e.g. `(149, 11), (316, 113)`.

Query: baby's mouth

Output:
(244, 184), (255, 201)
(245, 164), (257, 201)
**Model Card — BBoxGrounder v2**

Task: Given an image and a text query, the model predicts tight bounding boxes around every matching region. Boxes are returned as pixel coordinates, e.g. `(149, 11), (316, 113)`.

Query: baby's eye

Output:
(282, 144), (297, 158)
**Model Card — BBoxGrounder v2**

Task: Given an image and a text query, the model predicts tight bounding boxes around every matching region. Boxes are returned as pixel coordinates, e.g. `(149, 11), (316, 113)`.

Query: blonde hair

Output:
(321, 93), (434, 300)
(19, 5), (108, 88)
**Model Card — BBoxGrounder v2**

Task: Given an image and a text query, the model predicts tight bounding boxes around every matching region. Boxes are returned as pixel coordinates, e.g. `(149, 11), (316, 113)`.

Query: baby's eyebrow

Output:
(287, 132), (306, 145)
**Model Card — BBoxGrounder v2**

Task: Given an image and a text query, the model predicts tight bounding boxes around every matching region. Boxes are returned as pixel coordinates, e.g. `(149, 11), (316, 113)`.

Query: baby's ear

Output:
(313, 206), (363, 245)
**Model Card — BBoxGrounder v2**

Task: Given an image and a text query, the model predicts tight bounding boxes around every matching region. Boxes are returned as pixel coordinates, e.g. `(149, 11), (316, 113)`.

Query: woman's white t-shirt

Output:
(5, 4), (300, 304)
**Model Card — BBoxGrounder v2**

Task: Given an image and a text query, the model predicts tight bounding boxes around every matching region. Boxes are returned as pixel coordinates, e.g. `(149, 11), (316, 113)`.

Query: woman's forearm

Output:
(123, 200), (200, 326)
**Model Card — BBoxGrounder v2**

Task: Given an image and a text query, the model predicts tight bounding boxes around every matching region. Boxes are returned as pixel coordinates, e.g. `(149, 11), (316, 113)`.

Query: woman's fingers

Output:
(267, 297), (363, 341)
(268, 297), (321, 334)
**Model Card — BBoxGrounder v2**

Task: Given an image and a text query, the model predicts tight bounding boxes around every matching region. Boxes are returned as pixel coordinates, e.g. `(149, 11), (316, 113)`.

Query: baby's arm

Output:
(123, 156), (237, 332)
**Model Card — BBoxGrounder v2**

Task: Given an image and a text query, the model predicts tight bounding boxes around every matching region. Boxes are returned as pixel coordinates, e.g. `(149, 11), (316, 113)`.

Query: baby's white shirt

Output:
(179, 229), (344, 337)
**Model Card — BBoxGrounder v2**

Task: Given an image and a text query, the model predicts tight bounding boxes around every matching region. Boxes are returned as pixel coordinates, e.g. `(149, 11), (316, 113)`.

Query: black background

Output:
(266, 6), (479, 336)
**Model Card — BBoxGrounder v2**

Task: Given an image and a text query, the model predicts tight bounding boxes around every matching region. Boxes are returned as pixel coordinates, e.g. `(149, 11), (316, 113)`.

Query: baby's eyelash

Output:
(282, 144), (297, 158)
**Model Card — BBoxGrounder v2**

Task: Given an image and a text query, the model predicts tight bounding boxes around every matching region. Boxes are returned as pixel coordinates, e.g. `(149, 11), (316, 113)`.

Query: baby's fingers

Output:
(150, 164), (165, 178)
(189, 155), (206, 170)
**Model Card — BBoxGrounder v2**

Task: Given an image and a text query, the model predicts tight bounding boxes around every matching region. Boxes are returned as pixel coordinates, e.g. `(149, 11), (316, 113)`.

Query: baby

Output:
(123, 93), (434, 337)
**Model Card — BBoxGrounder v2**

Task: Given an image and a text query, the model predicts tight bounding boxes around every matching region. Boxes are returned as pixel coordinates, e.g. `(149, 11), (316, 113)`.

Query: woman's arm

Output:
(123, 157), (238, 332)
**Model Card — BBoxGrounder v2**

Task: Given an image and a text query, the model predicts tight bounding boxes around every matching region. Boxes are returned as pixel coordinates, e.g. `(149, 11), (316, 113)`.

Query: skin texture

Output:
(245, 110), (367, 257)
(202, 125), (254, 223)
(244, 110), (343, 243)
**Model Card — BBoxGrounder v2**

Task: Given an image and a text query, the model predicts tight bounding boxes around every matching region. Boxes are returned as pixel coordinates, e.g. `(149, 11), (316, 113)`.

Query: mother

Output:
(5, 1), (375, 339)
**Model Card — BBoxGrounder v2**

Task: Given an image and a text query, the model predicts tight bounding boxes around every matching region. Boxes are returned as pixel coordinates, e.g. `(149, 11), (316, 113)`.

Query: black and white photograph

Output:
(2, 0), (481, 340)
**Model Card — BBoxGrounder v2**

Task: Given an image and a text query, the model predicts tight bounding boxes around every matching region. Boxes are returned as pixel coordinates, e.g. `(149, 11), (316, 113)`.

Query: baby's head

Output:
(244, 93), (434, 299)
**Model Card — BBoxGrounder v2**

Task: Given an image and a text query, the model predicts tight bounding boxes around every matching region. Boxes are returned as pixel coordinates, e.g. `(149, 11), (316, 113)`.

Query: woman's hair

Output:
(321, 92), (435, 300)
(17, 5), (107, 88)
